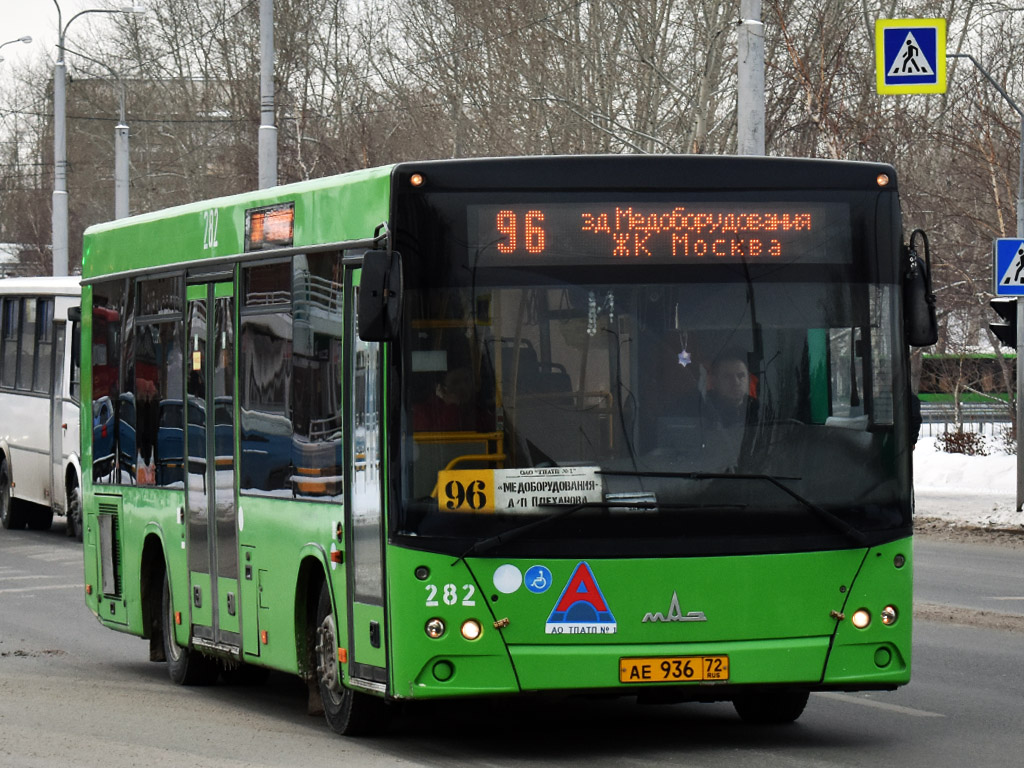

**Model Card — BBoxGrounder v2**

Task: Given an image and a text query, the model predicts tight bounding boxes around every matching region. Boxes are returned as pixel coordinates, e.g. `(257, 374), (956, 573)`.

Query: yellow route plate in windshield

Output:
(438, 467), (603, 514)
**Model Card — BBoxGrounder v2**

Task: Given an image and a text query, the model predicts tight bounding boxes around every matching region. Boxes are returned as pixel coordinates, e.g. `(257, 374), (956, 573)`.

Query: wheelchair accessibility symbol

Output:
(525, 565), (552, 594)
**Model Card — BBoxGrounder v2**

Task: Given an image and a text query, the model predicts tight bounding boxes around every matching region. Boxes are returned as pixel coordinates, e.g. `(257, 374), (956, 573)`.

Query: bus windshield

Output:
(394, 193), (912, 558)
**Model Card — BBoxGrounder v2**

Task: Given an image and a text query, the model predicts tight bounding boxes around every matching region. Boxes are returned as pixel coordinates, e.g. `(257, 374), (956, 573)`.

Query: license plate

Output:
(619, 655), (729, 684)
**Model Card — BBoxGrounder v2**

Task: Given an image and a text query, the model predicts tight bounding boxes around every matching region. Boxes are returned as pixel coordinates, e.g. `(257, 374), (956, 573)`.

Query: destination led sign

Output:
(468, 202), (852, 265)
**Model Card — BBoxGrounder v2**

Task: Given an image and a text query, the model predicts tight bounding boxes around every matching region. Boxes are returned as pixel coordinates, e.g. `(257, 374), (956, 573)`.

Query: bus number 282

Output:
(202, 209), (219, 250)
(425, 583), (477, 607)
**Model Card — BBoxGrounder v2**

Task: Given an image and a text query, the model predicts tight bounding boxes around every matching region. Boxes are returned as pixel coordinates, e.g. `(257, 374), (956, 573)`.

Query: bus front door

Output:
(50, 323), (66, 514)
(345, 269), (388, 687)
(185, 280), (241, 651)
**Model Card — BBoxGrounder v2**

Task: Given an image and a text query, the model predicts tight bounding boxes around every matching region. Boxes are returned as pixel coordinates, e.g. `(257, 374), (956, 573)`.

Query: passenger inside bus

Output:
(703, 347), (762, 428)
(413, 366), (490, 431)
(653, 340), (769, 472)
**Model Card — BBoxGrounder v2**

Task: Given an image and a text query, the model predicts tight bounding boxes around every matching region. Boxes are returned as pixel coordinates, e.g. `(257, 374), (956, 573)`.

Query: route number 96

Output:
(443, 478), (488, 511)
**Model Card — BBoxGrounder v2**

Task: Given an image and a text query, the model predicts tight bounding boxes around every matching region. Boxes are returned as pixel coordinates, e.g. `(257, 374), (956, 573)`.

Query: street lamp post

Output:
(258, 0), (277, 189)
(0, 35), (32, 63)
(51, 1), (144, 276)
(63, 45), (130, 219)
(737, 0), (765, 156)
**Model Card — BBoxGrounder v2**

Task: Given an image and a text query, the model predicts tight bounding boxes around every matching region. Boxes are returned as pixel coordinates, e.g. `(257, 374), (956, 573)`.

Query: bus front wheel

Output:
(314, 582), (387, 736)
(66, 483), (83, 542)
(0, 460), (25, 530)
(161, 573), (217, 685)
(733, 690), (809, 724)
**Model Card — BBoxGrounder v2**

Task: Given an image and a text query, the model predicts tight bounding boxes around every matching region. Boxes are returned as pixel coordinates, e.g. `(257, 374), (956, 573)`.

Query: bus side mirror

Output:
(358, 250), (403, 342)
(903, 230), (938, 347)
(67, 306), (82, 322)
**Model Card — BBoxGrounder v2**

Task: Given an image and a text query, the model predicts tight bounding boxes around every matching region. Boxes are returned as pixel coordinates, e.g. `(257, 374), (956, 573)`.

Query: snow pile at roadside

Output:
(913, 437), (1024, 530)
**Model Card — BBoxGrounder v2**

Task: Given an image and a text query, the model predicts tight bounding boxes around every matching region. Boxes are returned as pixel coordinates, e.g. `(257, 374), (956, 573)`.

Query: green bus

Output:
(81, 155), (928, 734)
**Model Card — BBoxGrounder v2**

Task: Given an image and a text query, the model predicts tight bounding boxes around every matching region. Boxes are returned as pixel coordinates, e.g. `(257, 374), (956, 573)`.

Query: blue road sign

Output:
(876, 19), (946, 94)
(994, 238), (1024, 295)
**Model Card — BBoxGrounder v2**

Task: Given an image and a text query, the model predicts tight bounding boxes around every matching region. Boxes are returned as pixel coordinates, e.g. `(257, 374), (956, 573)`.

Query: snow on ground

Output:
(914, 436), (1024, 530)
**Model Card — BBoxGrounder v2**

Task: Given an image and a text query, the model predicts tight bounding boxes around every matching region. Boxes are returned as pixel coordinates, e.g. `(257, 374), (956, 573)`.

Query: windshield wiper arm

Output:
(598, 470), (869, 547)
(452, 499), (738, 564)
(454, 501), (608, 563)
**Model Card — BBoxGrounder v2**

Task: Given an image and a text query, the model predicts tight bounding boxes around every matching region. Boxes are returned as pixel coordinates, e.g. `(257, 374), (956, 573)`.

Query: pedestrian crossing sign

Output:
(876, 18), (946, 94)
(995, 238), (1024, 296)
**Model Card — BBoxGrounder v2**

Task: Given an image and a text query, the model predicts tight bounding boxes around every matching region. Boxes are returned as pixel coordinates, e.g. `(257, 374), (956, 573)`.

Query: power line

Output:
(0, 106), (248, 125)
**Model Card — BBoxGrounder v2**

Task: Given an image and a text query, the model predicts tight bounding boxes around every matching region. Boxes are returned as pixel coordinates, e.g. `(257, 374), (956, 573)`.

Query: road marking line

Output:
(12, 547), (54, 555)
(0, 584), (82, 594)
(30, 554), (83, 563)
(815, 692), (945, 718)
(0, 575), (63, 581)
(988, 596), (1024, 601)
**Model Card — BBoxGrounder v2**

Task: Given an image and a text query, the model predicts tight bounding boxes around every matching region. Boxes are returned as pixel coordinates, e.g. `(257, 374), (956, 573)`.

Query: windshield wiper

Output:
(455, 502), (597, 563)
(452, 499), (724, 563)
(452, 469), (867, 565)
(598, 469), (869, 547)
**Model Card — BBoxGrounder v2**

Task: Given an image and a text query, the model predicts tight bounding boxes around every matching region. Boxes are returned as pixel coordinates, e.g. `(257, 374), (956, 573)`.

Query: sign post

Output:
(993, 238), (1024, 510)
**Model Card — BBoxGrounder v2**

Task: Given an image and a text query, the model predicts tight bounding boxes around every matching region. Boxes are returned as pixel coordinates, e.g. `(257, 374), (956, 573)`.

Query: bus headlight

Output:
(851, 609), (871, 629)
(460, 620), (482, 641)
(881, 605), (898, 625)
(425, 618), (445, 639)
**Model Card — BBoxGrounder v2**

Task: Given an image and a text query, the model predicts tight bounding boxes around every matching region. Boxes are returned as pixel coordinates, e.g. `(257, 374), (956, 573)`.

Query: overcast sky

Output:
(0, 0), (113, 73)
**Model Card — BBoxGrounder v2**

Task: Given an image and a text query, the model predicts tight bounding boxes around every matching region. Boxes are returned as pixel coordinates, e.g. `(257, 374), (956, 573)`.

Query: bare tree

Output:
(0, 0), (1017, 386)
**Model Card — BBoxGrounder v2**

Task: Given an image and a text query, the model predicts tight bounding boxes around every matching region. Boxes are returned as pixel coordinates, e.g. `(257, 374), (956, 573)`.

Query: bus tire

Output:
(733, 690), (809, 724)
(162, 573), (218, 686)
(0, 460), (25, 530)
(66, 483), (83, 541)
(314, 582), (387, 736)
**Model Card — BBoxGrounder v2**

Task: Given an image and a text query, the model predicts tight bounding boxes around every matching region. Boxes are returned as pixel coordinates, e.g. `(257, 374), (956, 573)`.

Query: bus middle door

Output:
(185, 279), (241, 652)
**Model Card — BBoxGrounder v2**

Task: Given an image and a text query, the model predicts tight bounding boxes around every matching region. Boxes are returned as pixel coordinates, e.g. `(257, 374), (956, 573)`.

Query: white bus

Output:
(0, 276), (84, 538)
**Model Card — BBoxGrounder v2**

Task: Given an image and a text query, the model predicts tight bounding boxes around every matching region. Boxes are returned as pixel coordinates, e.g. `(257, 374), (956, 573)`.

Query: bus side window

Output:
(70, 316), (81, 402)
(33, 298), (54, 395)
(16, 298), (37, 391)
(91, 280), (127, 484)
(0, 297), (16, 388)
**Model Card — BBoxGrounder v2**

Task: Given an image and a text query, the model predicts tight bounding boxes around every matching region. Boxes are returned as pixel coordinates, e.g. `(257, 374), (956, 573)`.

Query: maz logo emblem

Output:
(642, 591), (707, 623)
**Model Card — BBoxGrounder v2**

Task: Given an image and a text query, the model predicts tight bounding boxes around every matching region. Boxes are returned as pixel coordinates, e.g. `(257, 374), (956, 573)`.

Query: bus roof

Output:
(82, 165), (395, 280)
(0, 275), (81, 296)
(80, 155), (900, 280)
(385, 154), (899, 193)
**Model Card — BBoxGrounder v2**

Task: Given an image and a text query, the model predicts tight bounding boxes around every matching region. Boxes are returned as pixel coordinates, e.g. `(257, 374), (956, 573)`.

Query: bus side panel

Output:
(87, 493), (130, 626)
(234, 494), (334, 674)
(0, 390), (52, 506)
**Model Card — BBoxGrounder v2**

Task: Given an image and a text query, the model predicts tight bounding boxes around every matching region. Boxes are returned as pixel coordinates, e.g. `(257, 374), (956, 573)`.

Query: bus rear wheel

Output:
(65, 484), (83, 541)
(161, 573), (218, 685)
(314, 582), (387, 736)
(733, 690), (809, 724)
(0, 460), (25, 530)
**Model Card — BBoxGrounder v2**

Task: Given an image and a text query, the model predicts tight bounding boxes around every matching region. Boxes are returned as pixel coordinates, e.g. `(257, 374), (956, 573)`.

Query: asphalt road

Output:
(916, 537), (1024, 616)
(2, 520), (1023, 767)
